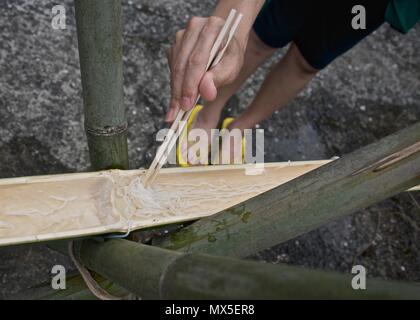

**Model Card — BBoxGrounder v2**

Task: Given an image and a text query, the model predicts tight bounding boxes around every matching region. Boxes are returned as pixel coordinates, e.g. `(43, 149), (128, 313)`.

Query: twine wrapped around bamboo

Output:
(75, 0), (128, 170)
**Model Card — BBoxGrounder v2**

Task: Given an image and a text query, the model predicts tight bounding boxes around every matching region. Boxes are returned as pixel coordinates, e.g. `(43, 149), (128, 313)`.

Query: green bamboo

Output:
(39, 121), (420, 299)
(33, 239), (420, 299)
(75, 0), (128, 170)
(14, 273), (126, 300)
(153, 121), (420, 257)
(30, 0), (129, 300)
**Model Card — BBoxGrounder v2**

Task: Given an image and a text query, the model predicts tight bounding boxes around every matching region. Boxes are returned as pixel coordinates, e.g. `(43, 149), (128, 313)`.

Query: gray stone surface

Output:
(0, 0), (419, 299)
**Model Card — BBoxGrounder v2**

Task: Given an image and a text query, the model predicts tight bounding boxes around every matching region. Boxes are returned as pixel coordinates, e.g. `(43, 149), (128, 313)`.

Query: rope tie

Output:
(68, 241), (137, 300)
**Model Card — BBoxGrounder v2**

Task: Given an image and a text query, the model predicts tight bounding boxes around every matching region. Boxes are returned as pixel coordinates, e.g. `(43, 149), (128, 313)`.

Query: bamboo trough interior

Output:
(0, 160), (418, 247)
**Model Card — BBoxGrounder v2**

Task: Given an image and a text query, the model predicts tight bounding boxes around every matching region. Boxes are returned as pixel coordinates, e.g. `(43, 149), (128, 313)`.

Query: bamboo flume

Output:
(154, 121), (420, 257)
(0, 161), (333, 247)
(37, 121), (420, 300)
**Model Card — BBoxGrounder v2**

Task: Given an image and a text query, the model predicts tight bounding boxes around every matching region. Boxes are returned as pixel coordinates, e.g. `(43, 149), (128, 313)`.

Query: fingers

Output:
(170, 17), (206, 114)
(166, 30), (185, 122)
(168, 16), (244, 121)
(165, 107), (176, 123)
(181, 16), (224, 111)
(167, 30), (184, 70)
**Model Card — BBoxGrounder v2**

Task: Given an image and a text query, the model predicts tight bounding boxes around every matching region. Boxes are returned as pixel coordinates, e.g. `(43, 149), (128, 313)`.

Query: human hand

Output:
(166, 16), (245, 122)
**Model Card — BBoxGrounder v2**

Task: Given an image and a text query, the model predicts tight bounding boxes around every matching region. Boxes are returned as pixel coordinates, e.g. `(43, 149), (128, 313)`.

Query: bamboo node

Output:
(351, 141), (420, 176)
(85, 122), (128, 137)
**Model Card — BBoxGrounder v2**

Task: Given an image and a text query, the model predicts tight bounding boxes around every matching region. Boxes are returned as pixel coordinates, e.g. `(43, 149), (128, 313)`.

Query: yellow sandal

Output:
(176, 105), (203, 167)
(219, 117), (245, 164)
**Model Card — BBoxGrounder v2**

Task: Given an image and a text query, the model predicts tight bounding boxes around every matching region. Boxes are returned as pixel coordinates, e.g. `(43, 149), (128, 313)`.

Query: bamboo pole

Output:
(153, 121), (420, 257)
(75, 0), (128, 170)
(38, 122), (420, 300)
(30, 239), (420, 300)
(16, 273), (127, 300)
(32, 0), (129, 300)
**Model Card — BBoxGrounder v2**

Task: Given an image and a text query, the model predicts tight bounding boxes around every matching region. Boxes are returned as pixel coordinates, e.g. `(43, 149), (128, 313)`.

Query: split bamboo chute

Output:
(0, 160), (418, 247)
(0, 161), (328, 246)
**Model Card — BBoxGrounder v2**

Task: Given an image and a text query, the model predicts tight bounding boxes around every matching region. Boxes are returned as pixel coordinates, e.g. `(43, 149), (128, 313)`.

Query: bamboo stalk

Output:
(35, 122), (420, 298)
(35, 0), (129, 300)
(14, 272), (127, 300)
(35, 239), (420, 299)
(153, 121), (420, 257)
(75, 0), (128, 170)
(38, 121), (420, 300)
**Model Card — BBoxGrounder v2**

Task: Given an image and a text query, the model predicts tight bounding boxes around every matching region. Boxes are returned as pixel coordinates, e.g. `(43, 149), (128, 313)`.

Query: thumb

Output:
(198, 50), (241, 102)
(198, 73), (217, 102)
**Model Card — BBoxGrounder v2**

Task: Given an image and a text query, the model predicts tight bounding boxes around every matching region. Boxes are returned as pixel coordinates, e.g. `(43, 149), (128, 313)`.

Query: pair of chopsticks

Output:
(143, 9), (243, 186)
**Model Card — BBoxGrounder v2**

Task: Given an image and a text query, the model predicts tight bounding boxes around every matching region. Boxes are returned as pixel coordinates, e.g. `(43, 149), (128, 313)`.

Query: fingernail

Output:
(165, 108), (174, 122)
(181, 96), (192, 110)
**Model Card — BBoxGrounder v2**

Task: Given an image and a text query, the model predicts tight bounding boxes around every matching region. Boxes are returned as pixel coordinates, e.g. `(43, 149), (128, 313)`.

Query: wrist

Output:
(235, 28), (251, 53)
(213, 0), (264, 52)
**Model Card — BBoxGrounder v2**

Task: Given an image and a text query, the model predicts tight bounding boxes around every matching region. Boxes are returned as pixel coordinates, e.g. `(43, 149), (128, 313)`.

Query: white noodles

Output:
(0, 221), (14, 230)
(0, 170), (279, 238)
(119, 173), (275, 222)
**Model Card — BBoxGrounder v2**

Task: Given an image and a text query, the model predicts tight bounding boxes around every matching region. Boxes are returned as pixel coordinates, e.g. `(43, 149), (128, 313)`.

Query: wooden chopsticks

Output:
(143, 9), (243, 186)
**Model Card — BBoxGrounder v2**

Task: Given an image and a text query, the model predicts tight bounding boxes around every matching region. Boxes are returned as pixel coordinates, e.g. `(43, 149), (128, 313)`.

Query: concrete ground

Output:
(0, 0), (419, 299)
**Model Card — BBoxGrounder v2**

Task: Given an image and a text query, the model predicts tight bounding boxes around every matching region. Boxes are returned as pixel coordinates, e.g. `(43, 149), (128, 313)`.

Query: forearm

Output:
(213, 0), (265, 49)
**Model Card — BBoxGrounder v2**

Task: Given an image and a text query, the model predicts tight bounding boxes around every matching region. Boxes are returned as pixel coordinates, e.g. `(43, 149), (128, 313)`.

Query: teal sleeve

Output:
(385, 0), (420, 33)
